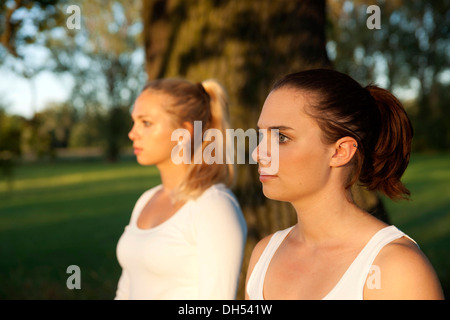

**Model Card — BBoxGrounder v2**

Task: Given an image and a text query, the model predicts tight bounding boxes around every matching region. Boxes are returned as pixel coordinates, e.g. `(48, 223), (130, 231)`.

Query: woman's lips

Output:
(258, 169), (278, 182)
(259, 174), (277, 182)
(133, 147), (143, 155)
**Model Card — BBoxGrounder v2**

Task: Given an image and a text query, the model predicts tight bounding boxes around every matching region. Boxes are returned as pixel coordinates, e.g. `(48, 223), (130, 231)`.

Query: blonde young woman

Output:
(115, 78), (247, 300)
(246, 69), (444, 300)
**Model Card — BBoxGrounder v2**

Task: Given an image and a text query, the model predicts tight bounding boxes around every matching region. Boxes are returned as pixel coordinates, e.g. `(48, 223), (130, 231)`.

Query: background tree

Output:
(20, 102), (77, 160)
(0, 102), (23, 193)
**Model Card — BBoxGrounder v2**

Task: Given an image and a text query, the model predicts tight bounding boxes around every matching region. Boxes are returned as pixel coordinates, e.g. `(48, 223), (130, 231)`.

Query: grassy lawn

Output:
(383, 153), (450, 297)
(0, 153), (449, 299)
(0, 158), (161, 299)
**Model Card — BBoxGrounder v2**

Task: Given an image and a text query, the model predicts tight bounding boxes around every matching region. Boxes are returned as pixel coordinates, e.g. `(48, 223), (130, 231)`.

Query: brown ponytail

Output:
(362, 85), (413, 199)
(272, 69), (414, 200)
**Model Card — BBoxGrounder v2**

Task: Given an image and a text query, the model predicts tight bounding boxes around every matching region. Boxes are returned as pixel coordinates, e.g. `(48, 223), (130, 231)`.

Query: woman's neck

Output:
(156, 161), (189, 193)
(290, 187), (371, 246)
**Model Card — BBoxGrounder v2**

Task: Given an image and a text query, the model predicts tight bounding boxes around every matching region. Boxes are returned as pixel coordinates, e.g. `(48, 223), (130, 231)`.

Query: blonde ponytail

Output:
(201, 79), (229, 132)
(142, 78), (234, 203)
(174, 79), (234, 203)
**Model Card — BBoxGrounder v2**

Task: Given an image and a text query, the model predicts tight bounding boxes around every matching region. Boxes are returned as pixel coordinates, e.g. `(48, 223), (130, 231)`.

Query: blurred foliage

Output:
(20, 102), (77, 159)
(328, 0), (450, 151)
(0, 0), (65, 58)
(48, 0), (144, 161)
(0, 105), (23, 186)
(68, 103), (104, 149)
(1, 0), (144, 161)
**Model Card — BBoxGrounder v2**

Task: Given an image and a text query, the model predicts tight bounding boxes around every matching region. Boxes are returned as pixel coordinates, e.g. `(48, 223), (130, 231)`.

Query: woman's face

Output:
(253, 88), (335, 204)
(128, 90), (178, 167)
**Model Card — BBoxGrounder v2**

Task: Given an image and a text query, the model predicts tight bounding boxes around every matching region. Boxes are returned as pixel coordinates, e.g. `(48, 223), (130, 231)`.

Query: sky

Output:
(0, 66), (73, 118)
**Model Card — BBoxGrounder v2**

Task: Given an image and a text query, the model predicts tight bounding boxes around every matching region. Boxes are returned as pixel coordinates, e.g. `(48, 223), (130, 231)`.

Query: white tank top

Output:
(246, 225), (416, 300)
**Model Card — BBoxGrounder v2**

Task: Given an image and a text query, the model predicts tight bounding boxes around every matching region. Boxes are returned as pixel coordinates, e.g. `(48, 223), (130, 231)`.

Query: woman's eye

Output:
(143, 121), (152, 127)
(278, 133), (289, 144)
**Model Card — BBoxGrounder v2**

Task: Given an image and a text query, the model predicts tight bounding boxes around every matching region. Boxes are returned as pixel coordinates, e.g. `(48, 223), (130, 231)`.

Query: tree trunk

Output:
(141, 0), (389, 299)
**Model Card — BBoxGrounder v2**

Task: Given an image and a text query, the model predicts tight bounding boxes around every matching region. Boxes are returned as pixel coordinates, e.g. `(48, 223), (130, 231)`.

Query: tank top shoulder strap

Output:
(246, 226), (294, 300)
(323, 225), (417, 300)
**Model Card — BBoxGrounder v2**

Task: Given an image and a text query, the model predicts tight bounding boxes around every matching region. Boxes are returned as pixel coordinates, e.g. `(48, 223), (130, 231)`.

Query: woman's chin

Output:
(135, 157), (153, 166)
(262, 186), (281, 201)
(262, 185), (294, 203)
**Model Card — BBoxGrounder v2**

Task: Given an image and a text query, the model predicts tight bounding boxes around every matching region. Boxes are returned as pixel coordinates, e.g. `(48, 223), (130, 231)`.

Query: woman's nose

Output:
(251, 144), (259, 163)
(128, 124), (138, 141)
(253, 130), (278, 167)
(252, 141), (271, 165)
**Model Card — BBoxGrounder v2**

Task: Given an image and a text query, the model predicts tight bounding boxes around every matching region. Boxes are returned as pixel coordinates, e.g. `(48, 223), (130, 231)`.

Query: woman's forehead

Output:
(258, 88), (308, 128)
(132, 91), (171, 116)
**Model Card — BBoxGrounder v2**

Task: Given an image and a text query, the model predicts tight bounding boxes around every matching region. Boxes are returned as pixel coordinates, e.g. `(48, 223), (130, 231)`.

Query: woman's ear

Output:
(329, 137), (358, 167)
(181, 121), (194, 138)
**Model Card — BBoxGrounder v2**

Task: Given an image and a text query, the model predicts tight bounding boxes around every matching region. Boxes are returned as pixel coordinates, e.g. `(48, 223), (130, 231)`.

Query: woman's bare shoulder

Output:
(364, 236), (444, 300)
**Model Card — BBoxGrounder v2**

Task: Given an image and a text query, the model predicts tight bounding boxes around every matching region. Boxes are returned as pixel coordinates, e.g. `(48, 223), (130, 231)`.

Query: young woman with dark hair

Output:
(246, 69), (443, 300)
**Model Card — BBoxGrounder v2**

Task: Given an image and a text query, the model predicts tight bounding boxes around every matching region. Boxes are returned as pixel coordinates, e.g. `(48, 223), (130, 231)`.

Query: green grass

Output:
(383, 153), (450, 297)
(0, 158), (161, 299)
(0, 153), (449, 299)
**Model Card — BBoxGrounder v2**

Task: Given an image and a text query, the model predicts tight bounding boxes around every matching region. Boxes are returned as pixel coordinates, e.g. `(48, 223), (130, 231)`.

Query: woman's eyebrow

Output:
(131, 114), (152, 120)
(257, 125), (294, 131)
